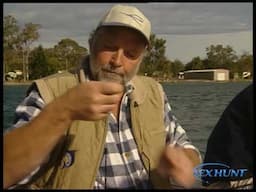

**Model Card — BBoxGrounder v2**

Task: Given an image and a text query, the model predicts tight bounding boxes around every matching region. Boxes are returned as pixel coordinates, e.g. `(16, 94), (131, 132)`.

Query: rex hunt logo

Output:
(193, 163), (248, 184)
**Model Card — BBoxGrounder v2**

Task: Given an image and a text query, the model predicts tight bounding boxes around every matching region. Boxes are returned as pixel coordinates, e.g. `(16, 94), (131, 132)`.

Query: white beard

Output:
(89, 56), (141, 86)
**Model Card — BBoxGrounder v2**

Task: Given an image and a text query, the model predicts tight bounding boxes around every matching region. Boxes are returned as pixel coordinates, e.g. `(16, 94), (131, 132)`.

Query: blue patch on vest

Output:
(61, 150), (76, 168)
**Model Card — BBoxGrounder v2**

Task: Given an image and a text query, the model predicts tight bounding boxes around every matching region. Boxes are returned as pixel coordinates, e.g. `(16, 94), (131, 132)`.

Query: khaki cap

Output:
(97, 4), (151, 44)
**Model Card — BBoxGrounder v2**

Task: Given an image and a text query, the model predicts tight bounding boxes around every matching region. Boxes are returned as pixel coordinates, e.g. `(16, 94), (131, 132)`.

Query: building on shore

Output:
(178, 69), (229, 81)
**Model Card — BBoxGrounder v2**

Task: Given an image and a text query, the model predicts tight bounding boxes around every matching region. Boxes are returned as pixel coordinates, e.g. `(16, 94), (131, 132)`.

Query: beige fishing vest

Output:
(23, 68), (172, 189)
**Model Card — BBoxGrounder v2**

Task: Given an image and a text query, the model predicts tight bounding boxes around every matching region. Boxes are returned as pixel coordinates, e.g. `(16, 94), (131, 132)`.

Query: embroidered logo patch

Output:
(120, 12), (144, 25)
(61, 150), (76, 168)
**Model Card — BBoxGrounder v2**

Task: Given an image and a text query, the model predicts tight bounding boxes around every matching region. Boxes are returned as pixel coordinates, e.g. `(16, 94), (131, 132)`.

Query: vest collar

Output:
(130, 76), (147, 105)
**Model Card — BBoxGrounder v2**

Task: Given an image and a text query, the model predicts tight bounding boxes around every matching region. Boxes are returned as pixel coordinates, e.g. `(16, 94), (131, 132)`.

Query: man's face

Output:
(89, 26), (147, 85)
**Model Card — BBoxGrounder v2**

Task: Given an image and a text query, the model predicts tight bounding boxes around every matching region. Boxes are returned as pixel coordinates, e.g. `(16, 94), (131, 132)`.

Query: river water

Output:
(3, 81), (252, 159)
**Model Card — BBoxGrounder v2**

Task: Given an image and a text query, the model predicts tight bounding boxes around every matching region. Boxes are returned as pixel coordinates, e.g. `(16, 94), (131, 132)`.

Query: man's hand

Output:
(157, 144), (200, 188)
(58, 81), (124, 121)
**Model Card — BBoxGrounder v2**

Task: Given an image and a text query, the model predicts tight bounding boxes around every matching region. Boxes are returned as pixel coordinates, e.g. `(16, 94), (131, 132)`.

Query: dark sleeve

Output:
(203, 83), (253, 183)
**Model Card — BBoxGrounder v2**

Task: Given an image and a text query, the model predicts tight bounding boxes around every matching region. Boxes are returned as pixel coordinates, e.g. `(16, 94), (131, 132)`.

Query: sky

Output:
(3, 2), (253, 64)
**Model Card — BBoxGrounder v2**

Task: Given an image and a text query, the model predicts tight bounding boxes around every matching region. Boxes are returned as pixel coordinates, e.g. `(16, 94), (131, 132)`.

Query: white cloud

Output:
(4, 3), (253, 63)
(160, 31), (253, 63)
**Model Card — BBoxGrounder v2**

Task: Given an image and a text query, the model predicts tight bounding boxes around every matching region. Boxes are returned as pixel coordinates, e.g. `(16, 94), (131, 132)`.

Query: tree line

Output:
(4, 15), (253, 81)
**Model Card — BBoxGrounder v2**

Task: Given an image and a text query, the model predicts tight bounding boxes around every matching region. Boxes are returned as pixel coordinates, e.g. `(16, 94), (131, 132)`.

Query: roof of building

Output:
(183, 69), (229, 73)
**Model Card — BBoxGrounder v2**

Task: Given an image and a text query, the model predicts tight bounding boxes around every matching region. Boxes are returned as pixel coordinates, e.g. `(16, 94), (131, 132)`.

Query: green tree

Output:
(29, 45), (49, 79)
(206, 44), (237, 69)
(185, 56), (203, 70)
(54, 38), (88, 71)
(3, 15), (20, 75)
(171, 59), (184, 78)
(205, 44), (238, 78)
(18, 23), (41, 81)
(139, 34), (170, 77)
(236, 53), (253, 77)
(3, 15), (20, 49)
(44, 47), (63, 73)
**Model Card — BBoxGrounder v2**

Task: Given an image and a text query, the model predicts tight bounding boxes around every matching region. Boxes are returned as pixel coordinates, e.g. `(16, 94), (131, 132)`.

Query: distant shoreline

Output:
(158, 79), (253, 83)
(3, 81), (33, 86)
(3, 79), (252, 86)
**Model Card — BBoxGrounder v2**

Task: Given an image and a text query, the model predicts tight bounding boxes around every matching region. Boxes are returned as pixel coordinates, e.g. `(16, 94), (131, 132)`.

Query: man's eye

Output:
(125, 51), (139, 59)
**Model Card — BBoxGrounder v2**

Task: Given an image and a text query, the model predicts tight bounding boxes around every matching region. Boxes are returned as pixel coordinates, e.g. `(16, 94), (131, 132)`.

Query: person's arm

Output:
(203, 84), (253, 185)
(4, 90), (72, 189)
(4, 81), (124, 189)
(157, 93), (201, 188)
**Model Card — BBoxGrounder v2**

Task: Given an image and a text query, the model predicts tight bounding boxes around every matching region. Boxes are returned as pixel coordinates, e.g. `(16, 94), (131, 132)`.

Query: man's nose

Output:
(110, 48), (123, 67)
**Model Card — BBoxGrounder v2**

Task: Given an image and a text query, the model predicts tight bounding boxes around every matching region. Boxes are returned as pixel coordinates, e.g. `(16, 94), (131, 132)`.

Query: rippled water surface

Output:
(3, 81), (252, 159)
